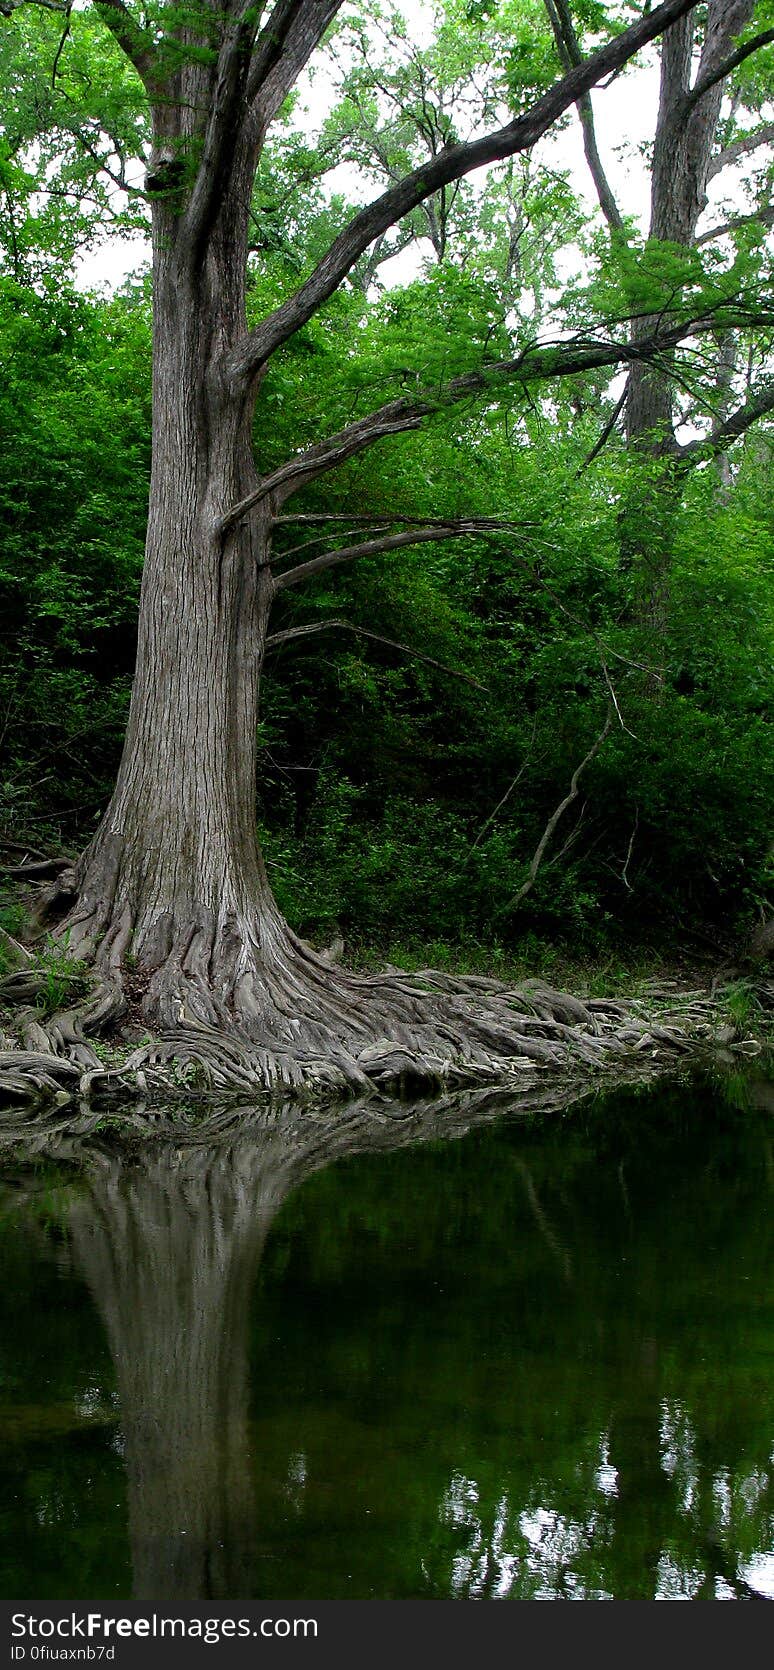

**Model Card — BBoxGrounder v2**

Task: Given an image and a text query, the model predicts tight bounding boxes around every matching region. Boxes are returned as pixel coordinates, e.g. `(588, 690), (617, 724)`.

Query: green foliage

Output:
(0, 6), (148, 284)
(30, 934), (90, 1018)
(0, 0), (772, 962)
(1, 246), (771, 953)
(0, 277), (150, 844)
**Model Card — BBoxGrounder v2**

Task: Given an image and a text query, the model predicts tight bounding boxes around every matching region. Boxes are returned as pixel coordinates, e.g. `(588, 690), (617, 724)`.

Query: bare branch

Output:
(266, 618), (486, 688)
(577, 383), (628, 473)
(223, 413), (428, 525)
(231, 0), (702, 379)
(601, 659), (639, 739)
(707, 121), (774, 180)
(621, 808), (639, 892)
(471, 714), (539, 852)
(276, 522), (393, 560)
(51, 0), (72, 87)
(695, 203), (774, 244)
(543, 0), (624, 231)
(274, 523), (485, 591)
(678, 378), (774, 461)
(506, 713), (613, 912)
(276, 513), (456, 526)
(685, 27), (774, 112)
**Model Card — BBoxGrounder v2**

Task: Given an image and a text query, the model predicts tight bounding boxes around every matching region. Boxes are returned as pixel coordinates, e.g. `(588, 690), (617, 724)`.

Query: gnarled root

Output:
(0, 883), (739, 1109)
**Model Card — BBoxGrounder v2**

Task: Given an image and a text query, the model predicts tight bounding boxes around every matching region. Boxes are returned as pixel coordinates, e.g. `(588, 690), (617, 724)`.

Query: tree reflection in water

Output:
(0, 1072), (771, 1601)
(65, 1087), (537, 1600)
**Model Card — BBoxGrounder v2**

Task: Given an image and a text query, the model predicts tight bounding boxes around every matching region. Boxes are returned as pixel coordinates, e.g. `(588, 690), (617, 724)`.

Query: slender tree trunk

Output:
(624, 2), (754, 630)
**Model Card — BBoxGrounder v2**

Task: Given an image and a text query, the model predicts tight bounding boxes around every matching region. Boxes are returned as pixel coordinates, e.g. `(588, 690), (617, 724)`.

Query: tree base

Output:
(1, 923), (763, 1111)
(0, 858), (768, 1109)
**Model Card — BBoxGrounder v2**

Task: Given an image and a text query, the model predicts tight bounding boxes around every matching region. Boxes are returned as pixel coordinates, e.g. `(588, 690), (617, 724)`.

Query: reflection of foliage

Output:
(3, 1074), (767, 1601)
(244, 1076), (773, 1600)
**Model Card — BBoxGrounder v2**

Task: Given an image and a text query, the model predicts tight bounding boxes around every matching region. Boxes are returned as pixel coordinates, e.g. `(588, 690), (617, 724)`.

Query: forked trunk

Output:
(15, 112), (708, 1091)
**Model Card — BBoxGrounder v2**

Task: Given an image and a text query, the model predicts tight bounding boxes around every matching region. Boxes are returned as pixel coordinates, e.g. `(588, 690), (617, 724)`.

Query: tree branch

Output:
(677, 378), (774, 461)
(577, 383), (629, 472)
(707, 120), (774, 180)
(505, 713), (613, 912)
(0, 1), (68, 13)
(543, 0), (624, 231)
(248, 0), (342, 127)
(272, 517), (660, 695)
(92, 0), (158, 89)
(685, 28), (774, 113)
(50, 0), (72, 87)
(222, 411), (428, 525)
(266, 618), (486, 688)
(223, 305), (761, 521)
(470, 714), (539, 852)
(695, 202), (774, 244)
(183, 0), (268, 255)
(231, 0), (701, 380)
(274, 523), (487, 591)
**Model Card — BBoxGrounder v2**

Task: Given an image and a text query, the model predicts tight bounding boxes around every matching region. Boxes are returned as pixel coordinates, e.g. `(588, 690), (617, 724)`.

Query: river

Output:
(0, 1069), (771, 1600)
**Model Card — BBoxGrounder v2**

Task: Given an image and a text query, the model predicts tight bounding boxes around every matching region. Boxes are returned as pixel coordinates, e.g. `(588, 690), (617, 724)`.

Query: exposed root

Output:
(1, 847), (769, 1109)
(1, 941), (765, 1111)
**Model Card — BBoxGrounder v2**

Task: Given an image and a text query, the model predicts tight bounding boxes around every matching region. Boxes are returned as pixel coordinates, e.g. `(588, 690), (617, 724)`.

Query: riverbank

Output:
(1, 857), (771, 1115)
(0, 969), (770, 1120)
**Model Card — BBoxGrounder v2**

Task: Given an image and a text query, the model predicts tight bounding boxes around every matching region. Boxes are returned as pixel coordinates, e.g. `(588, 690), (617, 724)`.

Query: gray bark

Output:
(627, 1), (756, 454)
(623, 2), (758, 631)
(68, 165), (289, 1031)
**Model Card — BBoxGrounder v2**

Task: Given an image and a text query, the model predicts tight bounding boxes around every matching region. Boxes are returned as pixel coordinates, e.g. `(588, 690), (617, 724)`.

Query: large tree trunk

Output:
(62, 198), (303, 1037)
(18, 207), (703, 1093)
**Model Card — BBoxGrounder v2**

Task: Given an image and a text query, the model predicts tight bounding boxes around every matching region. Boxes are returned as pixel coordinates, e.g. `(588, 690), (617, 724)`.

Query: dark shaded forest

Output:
(1, 269), (770, 971)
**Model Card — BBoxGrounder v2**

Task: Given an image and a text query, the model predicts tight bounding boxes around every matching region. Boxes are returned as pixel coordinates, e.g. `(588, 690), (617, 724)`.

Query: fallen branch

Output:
(470, 714), (539, 852)
(505, 712), (613, 912)
(3, 855), (73, 880)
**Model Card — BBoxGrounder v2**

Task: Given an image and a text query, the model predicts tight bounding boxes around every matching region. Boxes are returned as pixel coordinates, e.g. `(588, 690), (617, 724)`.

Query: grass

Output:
(343, 931), (717, 998)
(29, 934), (90, 1016)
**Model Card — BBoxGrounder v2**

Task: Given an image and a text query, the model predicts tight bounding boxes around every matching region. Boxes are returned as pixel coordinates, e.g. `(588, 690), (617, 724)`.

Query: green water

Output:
(0, 1073), (771, 1602)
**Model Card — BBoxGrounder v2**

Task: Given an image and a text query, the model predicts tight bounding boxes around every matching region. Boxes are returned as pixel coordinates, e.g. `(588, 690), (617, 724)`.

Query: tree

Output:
(543, 0), (774, 624)
(0, 0), (769, 1098)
